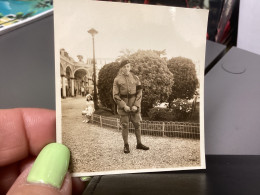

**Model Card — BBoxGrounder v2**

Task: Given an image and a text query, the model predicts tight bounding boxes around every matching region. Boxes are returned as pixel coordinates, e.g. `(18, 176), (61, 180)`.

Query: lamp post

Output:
(88, 28), (98, 109)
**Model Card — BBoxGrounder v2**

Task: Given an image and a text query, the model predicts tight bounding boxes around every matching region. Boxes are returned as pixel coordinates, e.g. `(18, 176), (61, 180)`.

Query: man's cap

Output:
(119, 60), (130, 68)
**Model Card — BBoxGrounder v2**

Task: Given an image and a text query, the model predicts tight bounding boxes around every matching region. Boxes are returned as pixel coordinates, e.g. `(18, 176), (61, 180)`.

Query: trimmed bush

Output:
(97, 62), (121, 114)
(167, 57), (198, 102)
(148, 107), (173, 121)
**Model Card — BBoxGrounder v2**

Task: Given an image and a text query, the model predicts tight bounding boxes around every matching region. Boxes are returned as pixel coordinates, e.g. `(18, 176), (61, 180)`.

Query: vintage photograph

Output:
(54, 0), (208, 176)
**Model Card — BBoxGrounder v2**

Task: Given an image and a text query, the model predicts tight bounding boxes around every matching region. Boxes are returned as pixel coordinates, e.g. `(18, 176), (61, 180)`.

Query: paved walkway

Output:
(62, 96), (201, 175)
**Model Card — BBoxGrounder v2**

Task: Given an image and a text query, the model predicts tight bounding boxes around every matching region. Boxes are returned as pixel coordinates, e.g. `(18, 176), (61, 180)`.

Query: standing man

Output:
(113, 60), (149, 154)
(81, 86), (85, 97)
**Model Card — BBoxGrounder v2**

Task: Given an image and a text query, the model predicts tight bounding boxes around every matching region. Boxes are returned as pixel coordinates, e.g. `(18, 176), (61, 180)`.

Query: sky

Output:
(54, 0), (208, 73)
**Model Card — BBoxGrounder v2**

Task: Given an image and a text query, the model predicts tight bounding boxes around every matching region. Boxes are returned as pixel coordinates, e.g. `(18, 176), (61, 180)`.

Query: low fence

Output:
(91, 114), (200, 139)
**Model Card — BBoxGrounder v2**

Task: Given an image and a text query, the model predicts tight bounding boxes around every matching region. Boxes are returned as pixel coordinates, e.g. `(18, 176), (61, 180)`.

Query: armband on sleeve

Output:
(136, 85), (142, 91)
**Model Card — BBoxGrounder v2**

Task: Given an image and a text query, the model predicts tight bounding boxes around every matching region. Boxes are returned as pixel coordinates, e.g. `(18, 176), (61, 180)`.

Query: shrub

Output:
(148, 107), (173, 121)
(171, 98), (192, 121)
(97, 62), (121, 114)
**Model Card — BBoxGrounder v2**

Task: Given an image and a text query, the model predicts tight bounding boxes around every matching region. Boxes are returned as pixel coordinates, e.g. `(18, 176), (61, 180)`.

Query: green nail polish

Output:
(80, 176), (92, 182)
(27, 143), (70, 188)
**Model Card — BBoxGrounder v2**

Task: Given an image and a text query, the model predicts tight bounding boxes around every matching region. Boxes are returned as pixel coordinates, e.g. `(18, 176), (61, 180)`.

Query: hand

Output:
(131, 106), (138, 112)
(0, 108), (87, 195)
(124, 106), (131, 112)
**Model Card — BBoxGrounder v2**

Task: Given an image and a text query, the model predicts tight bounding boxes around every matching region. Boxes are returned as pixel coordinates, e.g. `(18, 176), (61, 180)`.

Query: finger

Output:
(21, 108), (56, 155)
(7, 143), (71, 195)
(0, 108), (55, 166)
(0, 109), (28, 166)
(0, 164), (19, 195)
(72, 178), (87, 195)
(0, 157), (35, 195)
(7, 167), (72, 195)
(19, 157), (36, 173)
(4, 161), (86, 195)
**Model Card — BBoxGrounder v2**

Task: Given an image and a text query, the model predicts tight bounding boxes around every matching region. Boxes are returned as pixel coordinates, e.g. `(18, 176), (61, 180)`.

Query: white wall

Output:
(237, 0), (260, 55)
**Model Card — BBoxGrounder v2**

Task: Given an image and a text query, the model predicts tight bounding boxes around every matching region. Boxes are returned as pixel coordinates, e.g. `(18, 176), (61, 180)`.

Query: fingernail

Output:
(27, 143), (70, 188)
(80, 176), (92, 182)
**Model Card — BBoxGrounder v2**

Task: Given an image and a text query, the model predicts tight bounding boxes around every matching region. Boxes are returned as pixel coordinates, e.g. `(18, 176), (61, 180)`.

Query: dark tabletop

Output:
(83, 155), (260, 195)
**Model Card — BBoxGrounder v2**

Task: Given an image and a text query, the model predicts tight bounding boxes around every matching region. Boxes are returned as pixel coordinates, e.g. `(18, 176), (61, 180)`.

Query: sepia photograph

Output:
(54, 0), (208, 176)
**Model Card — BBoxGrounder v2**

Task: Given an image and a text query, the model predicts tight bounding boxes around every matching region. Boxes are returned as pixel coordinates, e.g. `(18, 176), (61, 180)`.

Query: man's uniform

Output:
(113, 71), (141, 112)
(113, 71), (148, 153)
(113, 71), (142, 128)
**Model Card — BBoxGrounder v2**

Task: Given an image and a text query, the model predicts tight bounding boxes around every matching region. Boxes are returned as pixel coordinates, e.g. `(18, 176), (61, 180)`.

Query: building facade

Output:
(60, 49), (114, 98)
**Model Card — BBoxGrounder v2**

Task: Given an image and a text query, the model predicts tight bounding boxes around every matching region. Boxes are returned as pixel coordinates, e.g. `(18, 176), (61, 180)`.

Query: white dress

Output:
(85, 100), (95, 116)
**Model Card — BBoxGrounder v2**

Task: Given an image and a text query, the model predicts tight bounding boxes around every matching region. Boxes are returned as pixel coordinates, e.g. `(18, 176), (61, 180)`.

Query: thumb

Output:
(8, 143), (72, 195)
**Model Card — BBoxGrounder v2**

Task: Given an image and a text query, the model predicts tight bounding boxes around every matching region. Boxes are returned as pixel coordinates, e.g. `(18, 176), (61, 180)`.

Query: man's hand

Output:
(124, 106), (131, 112)
(131, 106), (138, 112)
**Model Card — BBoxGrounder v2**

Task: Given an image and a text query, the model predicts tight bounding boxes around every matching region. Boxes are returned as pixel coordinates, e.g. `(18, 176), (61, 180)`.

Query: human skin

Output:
(0, 108), (86, 195)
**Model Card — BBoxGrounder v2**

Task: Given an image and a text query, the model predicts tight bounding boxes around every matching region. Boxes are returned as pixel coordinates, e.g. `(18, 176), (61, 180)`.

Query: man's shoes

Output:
(136, 143), (149, 150)
(124, 144), (130, 154)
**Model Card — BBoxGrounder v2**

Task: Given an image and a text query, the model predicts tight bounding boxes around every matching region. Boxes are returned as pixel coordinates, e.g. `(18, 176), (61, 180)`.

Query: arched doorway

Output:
(74, 69), (89, 97)
(60, 64), (65, 98)
(65, 66), (73, 97)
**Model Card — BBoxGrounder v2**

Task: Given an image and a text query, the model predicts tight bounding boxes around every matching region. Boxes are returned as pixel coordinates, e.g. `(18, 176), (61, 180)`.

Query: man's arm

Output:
(113, 78), (126, 109)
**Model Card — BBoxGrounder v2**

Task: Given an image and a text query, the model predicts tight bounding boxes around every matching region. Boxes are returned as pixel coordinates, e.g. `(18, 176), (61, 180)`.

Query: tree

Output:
(35, 0), (53, 8)
(97, 62), (121, 114)
(167, 57), (199, 103)
(127, 50), (174, 115)
(152, 49), (166, 57)
(15, 12), (24, 19)
(116, 49), (133, 62)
